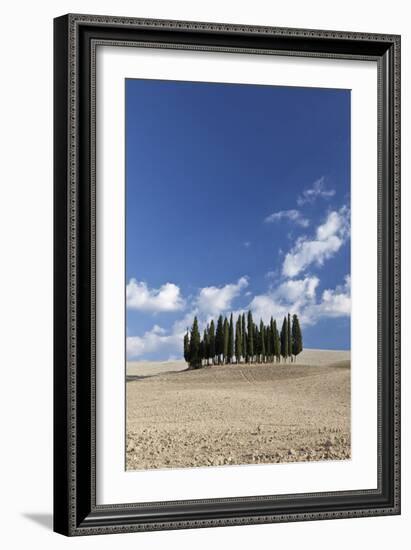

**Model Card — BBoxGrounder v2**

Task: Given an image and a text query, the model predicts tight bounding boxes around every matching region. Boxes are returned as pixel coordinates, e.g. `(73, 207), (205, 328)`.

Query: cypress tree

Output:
(291, 314), (303, 361)
(223, 317), (229, 364)
(287, 313), (292, 363)
(189, 316), (201, 368)
(203, 328), (209, 366)
(247, 311), (254, 363)
(199, 337), (205, 367)
(280, 316), (288, 362)
(215, 315), (224, 364)
(209, 320), (216, 365)
(266, 322), (272, 362)
(228, 313), (234, 364)
(183, 331), (190, 364)
(235, 316), (242, 364)
(270, 317), (275, 362)
(242, 313), (247, 363)
(273, 320), (280, 362)
(259, 320), (266, 363)
(253, 323), (258, 362)
(254, 323), (259, 363)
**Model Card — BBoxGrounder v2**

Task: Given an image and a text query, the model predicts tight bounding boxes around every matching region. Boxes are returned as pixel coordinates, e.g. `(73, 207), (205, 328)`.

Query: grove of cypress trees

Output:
(184, 311), (301, 367)
(291, 314), (303, 361)
(215, 315), (224, 365)
(287, 313), (292, 363)
(189, 316), (201, 368)
(247, 310), (254, 363)
(280, 316), (288, 362)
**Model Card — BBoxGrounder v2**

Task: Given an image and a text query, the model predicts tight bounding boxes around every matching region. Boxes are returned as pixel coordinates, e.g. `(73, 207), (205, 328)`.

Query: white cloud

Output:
(126, 279), (185, 312)
(151, 324), (166, 335)
(305, 275), (351, 321)
(248, 294), (287, 324)
(195, 276), (249, 316)
(249, 276), (319, 324)
(243, 241), (251, 248)
(282, 207), (349, 278)
(316, 210), (347, 240)
(297, 176), (336, 206)
(249, 275), (350, 327)
(126, 276), (250, 359)
(126, 336), (145, 358)
(127, 325), (183, 359)
(275, 277), (319, 302)
(264, 209), (309, 228)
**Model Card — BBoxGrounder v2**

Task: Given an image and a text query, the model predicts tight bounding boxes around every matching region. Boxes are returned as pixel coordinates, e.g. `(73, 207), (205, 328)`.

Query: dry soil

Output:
(126, 349), (350, 470)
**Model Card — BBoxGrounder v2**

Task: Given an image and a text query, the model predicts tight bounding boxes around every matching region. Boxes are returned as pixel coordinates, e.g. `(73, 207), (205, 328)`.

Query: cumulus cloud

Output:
(282, 207), (349, 278)
(305, 275), (351, 321)
(195, 276), (249, 316)
(126, 279), (185, 312)
(297, 176), (336, 206)
(275, 277), (320, 302)
(249, 275), (350, 327)
(249, 276), (319, 324)
(126, 325), (183, 359)
(248, 294), (287, 324)
(126, 276), (250, 359)
(264, 209), (309, 228)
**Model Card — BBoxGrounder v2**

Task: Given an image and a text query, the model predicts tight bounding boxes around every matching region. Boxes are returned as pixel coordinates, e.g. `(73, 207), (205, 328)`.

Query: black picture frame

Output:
(53, 13), (401, 536)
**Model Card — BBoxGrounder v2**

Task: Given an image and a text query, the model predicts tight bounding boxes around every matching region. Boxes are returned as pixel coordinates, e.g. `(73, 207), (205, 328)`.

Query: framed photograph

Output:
(53, 14), (400, 536)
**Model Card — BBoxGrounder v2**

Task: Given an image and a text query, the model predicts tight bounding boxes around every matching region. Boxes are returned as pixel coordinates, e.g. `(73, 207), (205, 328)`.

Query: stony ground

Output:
(126, 350), (351, 470)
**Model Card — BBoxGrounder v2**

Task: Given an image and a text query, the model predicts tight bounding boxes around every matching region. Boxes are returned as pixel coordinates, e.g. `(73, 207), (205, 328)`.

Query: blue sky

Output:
(125, 79), (351, 360)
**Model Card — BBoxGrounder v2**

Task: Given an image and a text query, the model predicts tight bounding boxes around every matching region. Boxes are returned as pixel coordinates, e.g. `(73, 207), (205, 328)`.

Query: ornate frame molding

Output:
(54, 14), (400, 536)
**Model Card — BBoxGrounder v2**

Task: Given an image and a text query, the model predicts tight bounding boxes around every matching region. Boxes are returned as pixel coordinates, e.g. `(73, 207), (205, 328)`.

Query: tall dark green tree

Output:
(280, 316), (288, 362)
(291, 314), (303, 361)
(209, 320), (216, 364)
(228, 313), (234, 364)
(189, 316), (201, 368)
(273, 320), (280, 362)
(199, 337), (205, 366)
(223, 317), (229, 364)
(235, 316), (242, 364)
(203, 328), (209, 366)
(259, 320), (266, 363)
(287, 313), (292, 363)
(242, 313), (247, 363)
(215, 315), (224, 364)
(266, 321), (272, 362)
(183, 331), (190, 364)
(254, 323), (259, 362)
(247, 310), (254, 363)
(270, 317), (275, 362)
